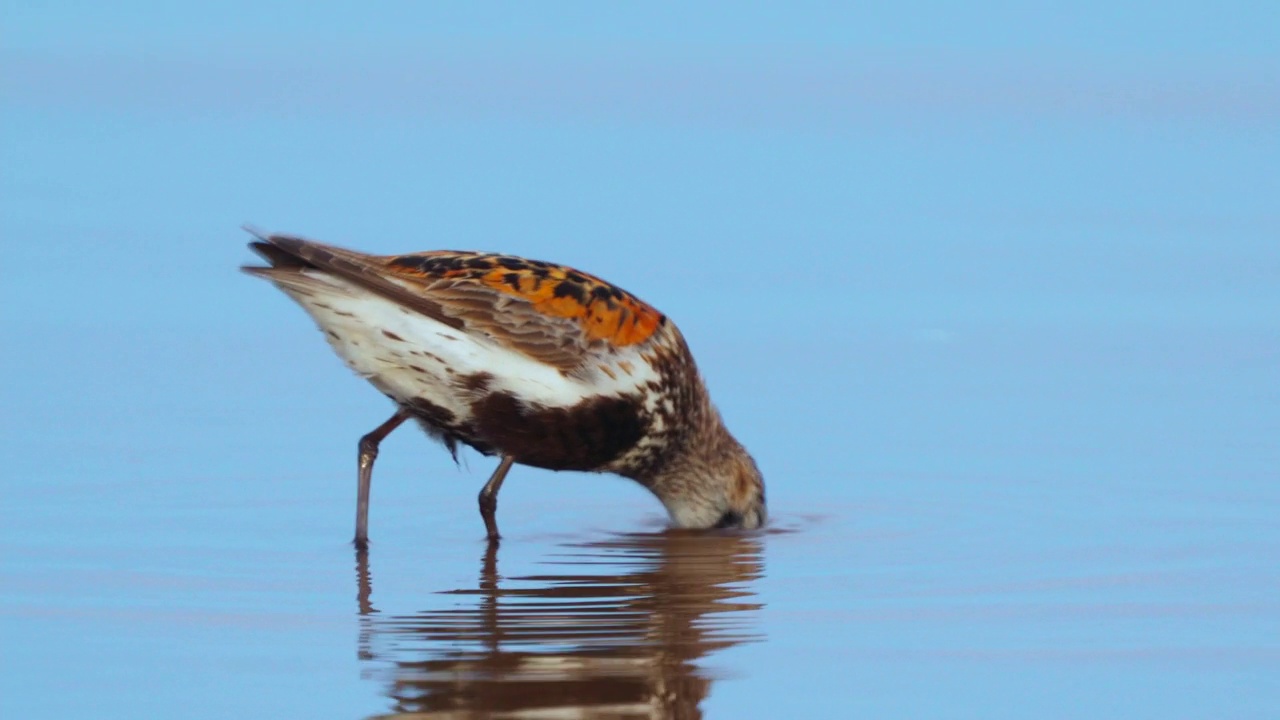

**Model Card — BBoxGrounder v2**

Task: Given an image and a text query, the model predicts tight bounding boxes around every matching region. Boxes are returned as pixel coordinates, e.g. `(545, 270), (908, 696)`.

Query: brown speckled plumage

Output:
(242, 230), (765, 544)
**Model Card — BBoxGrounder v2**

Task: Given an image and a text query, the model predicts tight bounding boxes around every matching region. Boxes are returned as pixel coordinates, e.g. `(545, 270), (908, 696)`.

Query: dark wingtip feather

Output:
(247, 240), (312, 268)
(242, 226), (320, 271)
(239, 229), (466, 330)
(240, 264), (277, 277)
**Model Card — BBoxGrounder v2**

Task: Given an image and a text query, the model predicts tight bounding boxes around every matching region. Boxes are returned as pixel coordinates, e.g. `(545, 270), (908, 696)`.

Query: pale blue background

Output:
(3, 3), (1278, 718)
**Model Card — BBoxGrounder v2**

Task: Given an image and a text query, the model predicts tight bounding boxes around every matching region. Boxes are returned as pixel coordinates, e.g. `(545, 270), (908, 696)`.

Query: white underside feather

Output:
(268, 270), (658, 413)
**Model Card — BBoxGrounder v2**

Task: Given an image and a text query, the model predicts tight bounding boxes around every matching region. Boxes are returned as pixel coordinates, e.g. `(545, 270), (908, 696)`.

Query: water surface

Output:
(3, 4), (1278, 717)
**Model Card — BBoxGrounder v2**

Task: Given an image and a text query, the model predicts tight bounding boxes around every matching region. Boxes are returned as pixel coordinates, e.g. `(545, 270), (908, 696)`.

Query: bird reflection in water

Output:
(356, 531), (765, 719)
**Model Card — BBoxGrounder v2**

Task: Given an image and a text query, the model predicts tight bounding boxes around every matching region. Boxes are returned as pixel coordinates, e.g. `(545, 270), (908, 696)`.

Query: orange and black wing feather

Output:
(382, 250), (666, 347)
(245, 234), (666, 372)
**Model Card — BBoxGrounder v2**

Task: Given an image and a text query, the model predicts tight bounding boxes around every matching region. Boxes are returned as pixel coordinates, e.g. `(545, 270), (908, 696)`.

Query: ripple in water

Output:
(355, 530), (765, 719)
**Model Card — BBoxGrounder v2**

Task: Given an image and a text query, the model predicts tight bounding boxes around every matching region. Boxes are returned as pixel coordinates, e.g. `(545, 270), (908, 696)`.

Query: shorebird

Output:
(242, 230), (765, 546)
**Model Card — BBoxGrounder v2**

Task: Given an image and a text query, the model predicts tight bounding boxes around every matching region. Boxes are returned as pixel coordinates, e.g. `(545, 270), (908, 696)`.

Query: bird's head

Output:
(656, 437), (766, 531)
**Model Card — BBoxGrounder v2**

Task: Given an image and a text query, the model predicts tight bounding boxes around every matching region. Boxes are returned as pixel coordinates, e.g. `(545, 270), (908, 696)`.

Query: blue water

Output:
(3, 4), (1278, 718)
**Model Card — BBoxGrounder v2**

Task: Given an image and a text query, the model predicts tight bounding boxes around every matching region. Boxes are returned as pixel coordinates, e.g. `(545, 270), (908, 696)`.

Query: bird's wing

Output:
(245, 233), (666, 374)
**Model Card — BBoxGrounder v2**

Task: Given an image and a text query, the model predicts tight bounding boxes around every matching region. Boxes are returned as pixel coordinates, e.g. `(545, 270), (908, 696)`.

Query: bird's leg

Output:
(354, 409), (410, 549)
(478, 455), (515, 542)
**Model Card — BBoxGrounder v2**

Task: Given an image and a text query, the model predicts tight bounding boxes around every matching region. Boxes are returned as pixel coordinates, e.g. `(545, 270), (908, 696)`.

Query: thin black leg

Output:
(478, 456), (515, 541)
(354, 409), (410, 549)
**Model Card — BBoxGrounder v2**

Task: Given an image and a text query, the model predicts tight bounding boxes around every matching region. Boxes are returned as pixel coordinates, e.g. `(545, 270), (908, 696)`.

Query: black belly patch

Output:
(469, 391), (645, 471)
(403, 397), (490, 460)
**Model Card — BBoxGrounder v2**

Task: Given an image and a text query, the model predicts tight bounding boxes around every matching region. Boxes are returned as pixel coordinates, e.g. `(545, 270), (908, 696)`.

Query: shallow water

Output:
(357, 531), (766, 718)
(4, 6), (1279, 716)
(4, 321), (1277, 718)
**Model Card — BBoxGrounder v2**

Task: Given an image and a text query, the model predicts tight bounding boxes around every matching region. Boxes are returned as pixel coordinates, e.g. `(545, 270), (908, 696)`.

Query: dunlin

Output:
(243, 231), (765, 545)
